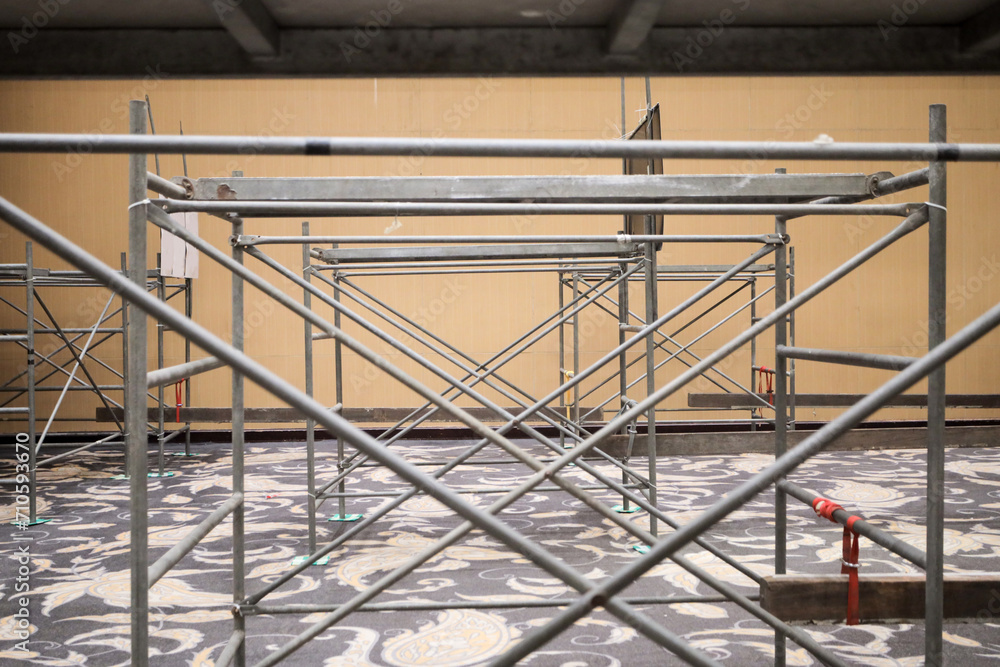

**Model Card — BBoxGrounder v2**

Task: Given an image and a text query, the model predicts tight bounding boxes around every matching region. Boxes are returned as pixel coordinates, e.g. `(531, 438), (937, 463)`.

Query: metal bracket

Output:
(866, 171), (895, 197)
(232, 235), (258, 247)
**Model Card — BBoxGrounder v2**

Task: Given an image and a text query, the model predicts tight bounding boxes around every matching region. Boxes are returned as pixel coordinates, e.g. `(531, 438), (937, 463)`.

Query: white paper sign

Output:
(160, 211), (199, 279)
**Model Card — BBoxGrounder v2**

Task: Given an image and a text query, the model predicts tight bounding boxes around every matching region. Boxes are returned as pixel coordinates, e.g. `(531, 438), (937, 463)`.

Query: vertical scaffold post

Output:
(617, 266), (631, 509)
(119, 253), (130, 473)
(789, 247), (797, 429)
(773, 167), (788, 667)
(184, 276), (192, 456)
(558, 272), (566, 449)
(643, 78), (658, 537)
(618, 76), (632, 506)
(303, 221), (317, 553)
(750, 275), (758, 431)
(643, 215), (658, 536)
(126, 99), (149, 667)
(155, 255), (166, 477)
(926, 103), (948, 667)
(572, 272), (581, 436)
(25, 242), (37, 524)
(333, 265), (346, 520)
(230, 173), (247, 667)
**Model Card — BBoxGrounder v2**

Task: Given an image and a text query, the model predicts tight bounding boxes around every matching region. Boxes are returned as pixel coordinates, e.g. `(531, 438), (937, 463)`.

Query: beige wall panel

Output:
(1, 76), (998, 433)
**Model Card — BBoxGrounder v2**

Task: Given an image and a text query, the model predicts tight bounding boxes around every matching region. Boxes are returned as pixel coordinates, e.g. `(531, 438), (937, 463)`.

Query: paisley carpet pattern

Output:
(2, 439), (999, 666)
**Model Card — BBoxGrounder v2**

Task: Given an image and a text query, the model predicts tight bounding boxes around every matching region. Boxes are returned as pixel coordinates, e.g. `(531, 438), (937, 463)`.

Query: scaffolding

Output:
(2, 101), (999, 667)
(0, 245), (195, 523)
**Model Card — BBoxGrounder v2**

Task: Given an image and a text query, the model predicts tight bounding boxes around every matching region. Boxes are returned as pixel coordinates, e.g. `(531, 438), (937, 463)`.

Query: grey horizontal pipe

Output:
(2, 133), (1000, 162)
(0, 334), (28, 342)
(148, 492), (243, 587)
(317, 482), (643, 498)
(317, 242), (640, 264)
(46, 269), (126, 277)
(0, 328), (122, 334)
(239, 234), (775, 246)
(146, 172), (188, 200)
(776, 345), (917, 371)
(0, 417), (106, 422)
(146, 356), (225, 388)
(777, 480), (927, 569)
(0, 407), (29, 413)
(338, 267), (624, 277)
(214, 629), (245, 667)
(314, 258), (630, 272)
(0, 385), (123, 392)
(0, 195), (721, 667)
(2, 281), (115, 288)
(158, 198), (913, 218)
(245, 594), (755, 615)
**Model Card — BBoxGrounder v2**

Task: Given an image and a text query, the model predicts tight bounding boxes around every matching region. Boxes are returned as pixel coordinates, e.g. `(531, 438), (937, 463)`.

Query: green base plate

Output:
(291, 555), (330, 566)
(167, 452), (206, 457)
(111, 474), (129, 480)
(612, 504), (641, 514)
(147, 472), (176, 478)
(633, 544), (651, 554)
(328, 513), (364, 522)
(11, 518), (51, 527)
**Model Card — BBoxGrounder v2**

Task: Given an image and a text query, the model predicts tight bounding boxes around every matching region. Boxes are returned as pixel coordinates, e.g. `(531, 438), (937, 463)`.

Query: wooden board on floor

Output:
(760, 574), (1000, 622)
(688, 393), (1000, 408)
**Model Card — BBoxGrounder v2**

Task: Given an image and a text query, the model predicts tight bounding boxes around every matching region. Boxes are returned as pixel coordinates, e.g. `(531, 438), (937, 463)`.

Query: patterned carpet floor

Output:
(2, 438), (1000, 666)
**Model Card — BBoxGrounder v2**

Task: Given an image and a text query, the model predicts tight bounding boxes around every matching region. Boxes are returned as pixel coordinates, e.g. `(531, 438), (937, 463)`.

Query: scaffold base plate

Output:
(11, 518), (51, 527)
(612, 504), (641, 514)
(291, 555), (330, 566)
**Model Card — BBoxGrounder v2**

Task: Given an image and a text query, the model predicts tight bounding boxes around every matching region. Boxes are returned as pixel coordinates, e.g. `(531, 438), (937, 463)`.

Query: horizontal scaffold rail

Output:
(177, 173), (880, 203)
(237, 234), (777, 246)
(315, 243), (640, 264)
(146, 356), (225, 388)
(776, 345), (917, 371)
(3, 133), (1000, 162)
(157, 198), (917, 218)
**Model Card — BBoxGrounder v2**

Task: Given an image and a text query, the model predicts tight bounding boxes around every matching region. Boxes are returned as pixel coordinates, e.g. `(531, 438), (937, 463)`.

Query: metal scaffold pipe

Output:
(238, 234), (779, 246)
(146, 356), (225, 388)
(1, 133), (1000, 162)
(159, 199), (915, 218)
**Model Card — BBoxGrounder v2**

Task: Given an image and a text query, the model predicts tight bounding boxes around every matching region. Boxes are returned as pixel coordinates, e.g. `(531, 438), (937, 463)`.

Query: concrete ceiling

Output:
(2, 0), (1000, 76)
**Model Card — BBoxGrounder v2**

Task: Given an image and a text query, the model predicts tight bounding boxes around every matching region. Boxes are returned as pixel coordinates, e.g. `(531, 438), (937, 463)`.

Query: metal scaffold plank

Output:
(181, 173), (877, 203)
